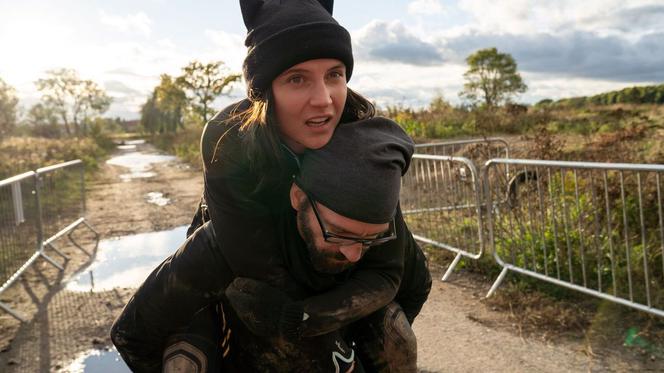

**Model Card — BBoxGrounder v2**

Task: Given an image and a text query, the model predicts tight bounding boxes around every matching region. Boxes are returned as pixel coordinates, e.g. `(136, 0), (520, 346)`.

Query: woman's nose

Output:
(339, 244), (363, 263)
(309, 80), (333, 107)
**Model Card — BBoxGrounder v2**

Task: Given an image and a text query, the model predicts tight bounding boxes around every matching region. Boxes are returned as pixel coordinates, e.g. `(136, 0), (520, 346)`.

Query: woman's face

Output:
(271, 58), (347, 153)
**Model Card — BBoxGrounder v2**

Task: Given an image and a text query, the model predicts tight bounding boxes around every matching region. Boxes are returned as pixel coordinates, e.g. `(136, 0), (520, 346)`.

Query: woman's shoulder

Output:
(201, 99), (251, 168)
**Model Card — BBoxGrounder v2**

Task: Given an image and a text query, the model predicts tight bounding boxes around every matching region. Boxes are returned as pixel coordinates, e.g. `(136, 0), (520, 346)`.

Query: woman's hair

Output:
(230, 87), (375, 195)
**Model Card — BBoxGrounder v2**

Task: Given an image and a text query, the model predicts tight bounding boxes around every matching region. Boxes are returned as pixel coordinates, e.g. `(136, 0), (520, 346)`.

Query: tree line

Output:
(3, 47), (661, 141)
(0, 60), (242, 140)
(538, 84), (664, 108)
(140, 61), (241, 134)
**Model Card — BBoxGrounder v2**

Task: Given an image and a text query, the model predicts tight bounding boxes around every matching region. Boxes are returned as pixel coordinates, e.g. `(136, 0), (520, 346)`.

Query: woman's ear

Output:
(290, 183), (306, 211)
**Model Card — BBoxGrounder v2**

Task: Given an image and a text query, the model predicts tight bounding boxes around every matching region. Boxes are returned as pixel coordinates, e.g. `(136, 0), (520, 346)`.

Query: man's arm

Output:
(110, 223), (234, 372)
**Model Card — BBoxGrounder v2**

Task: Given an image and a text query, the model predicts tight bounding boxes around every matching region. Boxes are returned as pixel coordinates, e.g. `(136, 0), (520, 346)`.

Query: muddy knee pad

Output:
(383, 303), (417, 372)
(350, 302), (417, 373)
(163, 339), (210, 373)
(162, 306), (224, 373)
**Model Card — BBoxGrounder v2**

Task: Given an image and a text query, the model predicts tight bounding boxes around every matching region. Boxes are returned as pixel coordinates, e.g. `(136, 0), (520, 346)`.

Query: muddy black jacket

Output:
(111, 100), (431, 372)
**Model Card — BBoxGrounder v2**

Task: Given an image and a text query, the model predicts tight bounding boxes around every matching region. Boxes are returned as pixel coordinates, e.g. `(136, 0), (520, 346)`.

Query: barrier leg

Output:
(67, 230), (91, 256)
(486, 267), (509, 298)
(0, 301), (27, 322)
(39, 252), (64, 271)
(46, 241), (68, 260)
(441, 253), (462, 282)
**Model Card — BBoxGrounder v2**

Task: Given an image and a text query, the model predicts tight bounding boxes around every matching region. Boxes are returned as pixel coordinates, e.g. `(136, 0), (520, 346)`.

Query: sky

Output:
(1, 0), (663, 119)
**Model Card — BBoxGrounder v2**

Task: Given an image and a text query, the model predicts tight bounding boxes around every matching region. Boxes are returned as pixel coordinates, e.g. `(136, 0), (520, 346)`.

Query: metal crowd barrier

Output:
(405, 138), (511, 280)
(483, 159), (664, 318)
(0, 160), (98, 321)
(401, 155), (484, 281)
(415, 137), (510, 168)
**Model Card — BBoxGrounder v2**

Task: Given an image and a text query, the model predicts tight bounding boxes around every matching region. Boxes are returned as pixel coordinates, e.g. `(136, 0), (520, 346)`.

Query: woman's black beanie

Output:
(240, 0), (354, 99)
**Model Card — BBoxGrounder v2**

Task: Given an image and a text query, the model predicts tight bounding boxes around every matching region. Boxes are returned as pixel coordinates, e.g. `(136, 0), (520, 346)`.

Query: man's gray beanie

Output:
(295, 117), (415, 224)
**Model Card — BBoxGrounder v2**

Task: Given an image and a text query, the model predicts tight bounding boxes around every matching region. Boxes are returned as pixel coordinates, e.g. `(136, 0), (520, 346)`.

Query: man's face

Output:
(293, 189), (390, 274)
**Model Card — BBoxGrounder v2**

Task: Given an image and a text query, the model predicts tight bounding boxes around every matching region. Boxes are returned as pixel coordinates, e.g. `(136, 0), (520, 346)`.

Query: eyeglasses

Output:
(306, 193), (397, 247)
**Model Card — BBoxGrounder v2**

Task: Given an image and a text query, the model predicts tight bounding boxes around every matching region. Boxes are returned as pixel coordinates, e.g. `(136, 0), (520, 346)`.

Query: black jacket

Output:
(111, 101), (431, 371)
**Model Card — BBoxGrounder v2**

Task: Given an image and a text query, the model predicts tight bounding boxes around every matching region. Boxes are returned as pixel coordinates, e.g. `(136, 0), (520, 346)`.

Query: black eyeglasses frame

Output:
(305, 193), (397, 247)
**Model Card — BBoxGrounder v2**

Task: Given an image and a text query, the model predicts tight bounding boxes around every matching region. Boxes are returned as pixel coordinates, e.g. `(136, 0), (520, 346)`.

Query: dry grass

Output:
(0, 136), (108, 179)
(485, 282), (594, 341)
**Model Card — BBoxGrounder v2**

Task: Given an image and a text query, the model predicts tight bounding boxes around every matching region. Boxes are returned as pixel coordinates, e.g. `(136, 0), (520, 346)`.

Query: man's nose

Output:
(339, 244), (363, 263)
(309, 80), (332, 107)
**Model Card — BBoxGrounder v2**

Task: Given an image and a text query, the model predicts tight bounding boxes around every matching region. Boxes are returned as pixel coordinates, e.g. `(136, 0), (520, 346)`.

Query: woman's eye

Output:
(328, 71), (344, 79)
(288, 75), (304, 84)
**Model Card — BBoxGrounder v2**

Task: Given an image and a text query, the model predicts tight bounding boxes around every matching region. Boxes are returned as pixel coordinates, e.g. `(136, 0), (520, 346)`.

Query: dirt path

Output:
(414, 269), (664, 372)
(0, 141), (661, 372)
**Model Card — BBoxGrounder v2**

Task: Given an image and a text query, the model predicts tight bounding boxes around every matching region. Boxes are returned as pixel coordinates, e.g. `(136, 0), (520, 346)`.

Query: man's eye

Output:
(328, 71), (344, 79)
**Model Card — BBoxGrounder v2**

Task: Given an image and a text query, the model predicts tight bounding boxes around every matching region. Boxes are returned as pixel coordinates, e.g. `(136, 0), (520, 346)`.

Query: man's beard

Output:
(297, 208), (354, 274)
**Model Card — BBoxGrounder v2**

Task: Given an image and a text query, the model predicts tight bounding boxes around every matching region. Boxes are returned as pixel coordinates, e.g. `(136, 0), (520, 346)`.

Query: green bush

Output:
(150, 125), (203, 169)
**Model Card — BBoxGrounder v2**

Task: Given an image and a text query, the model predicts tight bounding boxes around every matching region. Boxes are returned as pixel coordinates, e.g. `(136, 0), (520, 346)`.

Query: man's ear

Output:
(290, 183), (306, 211)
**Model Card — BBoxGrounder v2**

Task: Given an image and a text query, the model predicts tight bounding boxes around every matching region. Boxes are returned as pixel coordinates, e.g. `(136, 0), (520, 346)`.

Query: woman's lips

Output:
(305, 116), (331, 128)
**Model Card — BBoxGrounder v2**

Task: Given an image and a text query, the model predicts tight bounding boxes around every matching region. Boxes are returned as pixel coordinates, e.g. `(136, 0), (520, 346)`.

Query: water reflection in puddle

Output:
(123, 139), (146, 145)
(67, 226), (187, 292)
(65, 347), (130, 373)
(106, 152), (176, 181)
(146, 192), (170, 206)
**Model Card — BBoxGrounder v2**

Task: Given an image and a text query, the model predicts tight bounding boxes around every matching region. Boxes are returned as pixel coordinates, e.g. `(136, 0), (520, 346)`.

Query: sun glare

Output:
(0, 16), (77, 84)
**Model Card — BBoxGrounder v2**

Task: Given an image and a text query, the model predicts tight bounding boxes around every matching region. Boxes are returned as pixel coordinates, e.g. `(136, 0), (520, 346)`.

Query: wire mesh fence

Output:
(0, 160), (97, 321)
(0, 172), (41, 289)
(483, 159), (664, 317)
(36, 160), (86, 243)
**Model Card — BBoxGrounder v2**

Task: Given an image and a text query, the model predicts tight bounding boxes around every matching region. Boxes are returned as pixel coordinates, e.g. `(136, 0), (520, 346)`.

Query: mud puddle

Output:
(64, 347), (130, 373)
(106, 152), (176, 181)
(146, 191), (170, 206)
(66, 226), (187, 292)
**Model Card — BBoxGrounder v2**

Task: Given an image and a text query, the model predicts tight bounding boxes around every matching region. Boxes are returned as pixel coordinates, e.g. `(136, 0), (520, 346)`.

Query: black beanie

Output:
(240, 0), (354, 99)
(295, 117), (414, 224)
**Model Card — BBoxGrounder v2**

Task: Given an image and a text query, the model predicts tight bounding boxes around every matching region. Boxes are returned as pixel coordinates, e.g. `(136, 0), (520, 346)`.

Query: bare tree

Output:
(35, 68), (112, 136)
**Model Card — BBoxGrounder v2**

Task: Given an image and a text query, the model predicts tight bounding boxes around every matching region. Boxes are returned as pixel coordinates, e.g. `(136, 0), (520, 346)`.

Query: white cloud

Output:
(99, 10), (153, 37)
(456, 0), (664, 35)
(204, 29), (246, 71)
(439, 30), (664, 82)
(353, 20), (443, 66)
(408, 0), (444, 15)
(351, 61), (467, 108)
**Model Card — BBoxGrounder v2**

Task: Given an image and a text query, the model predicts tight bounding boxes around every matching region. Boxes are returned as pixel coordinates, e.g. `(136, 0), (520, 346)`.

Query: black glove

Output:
(225, 277), (305, 339)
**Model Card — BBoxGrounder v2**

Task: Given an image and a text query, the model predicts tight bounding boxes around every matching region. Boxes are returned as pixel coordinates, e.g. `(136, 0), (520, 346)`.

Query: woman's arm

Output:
(227, 206), (411, 339)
